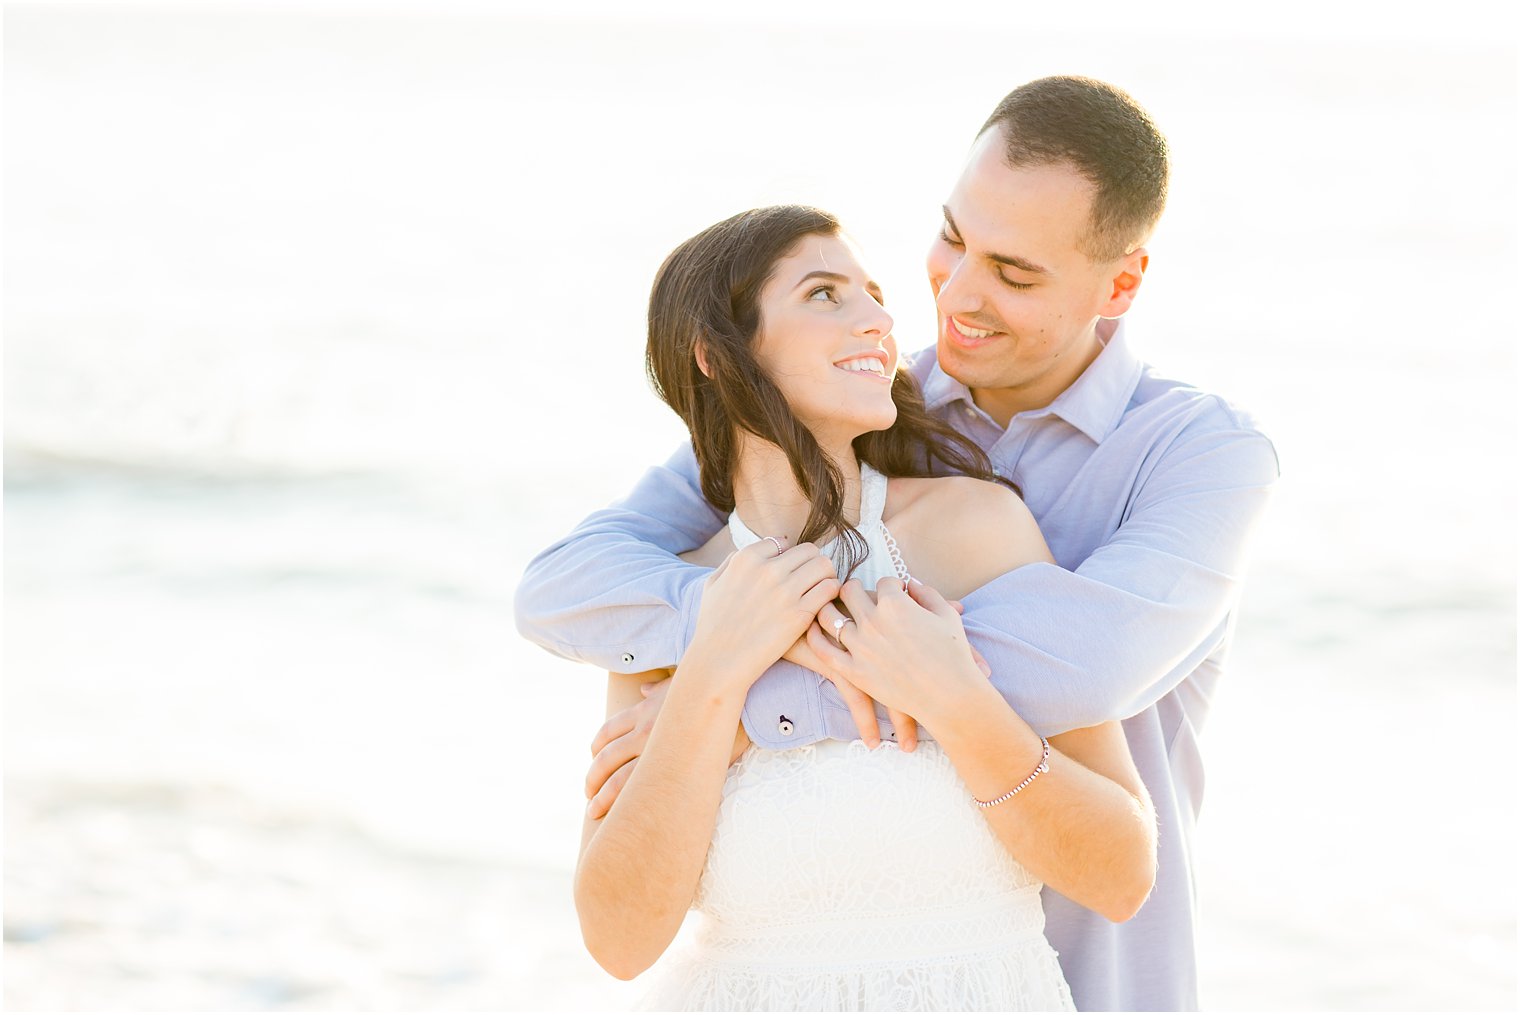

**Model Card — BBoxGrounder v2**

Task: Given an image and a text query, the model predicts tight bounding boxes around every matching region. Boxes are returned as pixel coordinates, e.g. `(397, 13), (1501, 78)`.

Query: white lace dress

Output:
(638, 464), (1074, 1012)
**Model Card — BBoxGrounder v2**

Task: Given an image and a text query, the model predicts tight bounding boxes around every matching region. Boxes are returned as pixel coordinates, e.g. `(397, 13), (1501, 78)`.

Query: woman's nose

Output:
(856, 301), (893, 338)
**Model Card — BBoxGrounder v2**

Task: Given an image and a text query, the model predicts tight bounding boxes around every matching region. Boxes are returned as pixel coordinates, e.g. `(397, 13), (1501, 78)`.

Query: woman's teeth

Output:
(836, 357), (886, 375)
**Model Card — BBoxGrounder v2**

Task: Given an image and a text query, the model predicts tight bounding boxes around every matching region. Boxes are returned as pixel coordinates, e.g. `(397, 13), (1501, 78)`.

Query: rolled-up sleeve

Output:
(513, 442), (722, 672)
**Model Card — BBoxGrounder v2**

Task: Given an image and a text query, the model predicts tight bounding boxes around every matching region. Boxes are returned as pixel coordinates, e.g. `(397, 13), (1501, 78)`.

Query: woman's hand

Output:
(686, 538), (841, 694)
(806, 577), (987, 732)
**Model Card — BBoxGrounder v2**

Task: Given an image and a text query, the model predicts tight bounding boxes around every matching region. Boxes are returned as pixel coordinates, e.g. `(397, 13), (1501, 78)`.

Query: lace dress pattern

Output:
(638, 465), (1074, 1012)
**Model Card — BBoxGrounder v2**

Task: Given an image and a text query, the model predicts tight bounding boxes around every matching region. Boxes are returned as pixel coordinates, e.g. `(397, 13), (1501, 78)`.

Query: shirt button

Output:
(778, 716), (795, 736)
(620, 652), (635, 666)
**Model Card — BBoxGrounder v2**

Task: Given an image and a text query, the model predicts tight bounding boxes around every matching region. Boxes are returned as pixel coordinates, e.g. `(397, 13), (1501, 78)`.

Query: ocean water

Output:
(4, 5), (1516, 1010)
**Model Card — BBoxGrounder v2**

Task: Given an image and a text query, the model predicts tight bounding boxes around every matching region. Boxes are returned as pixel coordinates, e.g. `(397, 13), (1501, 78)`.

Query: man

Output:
(516, 76), (1278, 1011)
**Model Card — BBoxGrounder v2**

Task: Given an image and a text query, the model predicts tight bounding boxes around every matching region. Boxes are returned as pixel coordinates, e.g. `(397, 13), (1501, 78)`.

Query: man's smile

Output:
(944, 315), (1003, 349)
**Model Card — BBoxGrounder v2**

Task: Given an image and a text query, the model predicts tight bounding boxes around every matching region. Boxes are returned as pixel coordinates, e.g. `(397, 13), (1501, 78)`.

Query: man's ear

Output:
(1098, 247), (1148, 319)
(694, 340), (712, 378)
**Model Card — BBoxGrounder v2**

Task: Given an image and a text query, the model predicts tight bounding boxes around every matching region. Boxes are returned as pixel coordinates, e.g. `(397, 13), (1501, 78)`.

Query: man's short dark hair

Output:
(979, 76), (1169, 262)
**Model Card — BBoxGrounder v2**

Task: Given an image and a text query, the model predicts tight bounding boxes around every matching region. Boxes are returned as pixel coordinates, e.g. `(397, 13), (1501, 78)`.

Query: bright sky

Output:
(11, 0), (1511, 46)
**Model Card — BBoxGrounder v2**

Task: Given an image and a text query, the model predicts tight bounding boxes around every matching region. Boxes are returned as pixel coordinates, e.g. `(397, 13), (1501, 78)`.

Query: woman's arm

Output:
(574, 665), (750, 979)
(573, 539), (840, 979)
(930, 697), (1155, 922)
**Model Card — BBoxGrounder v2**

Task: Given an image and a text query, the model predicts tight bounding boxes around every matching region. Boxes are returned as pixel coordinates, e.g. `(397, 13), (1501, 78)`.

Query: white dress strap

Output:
(879, 519), (913, 583)
(728, 463), (888, 550)
(726, 461), (912, 582)
(856, 462), (888, 529)
(727, 508), (761, 551)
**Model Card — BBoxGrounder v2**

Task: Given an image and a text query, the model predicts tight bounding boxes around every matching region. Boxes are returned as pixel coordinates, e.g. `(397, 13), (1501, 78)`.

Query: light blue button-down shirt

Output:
(516, 318), (1279, 1011)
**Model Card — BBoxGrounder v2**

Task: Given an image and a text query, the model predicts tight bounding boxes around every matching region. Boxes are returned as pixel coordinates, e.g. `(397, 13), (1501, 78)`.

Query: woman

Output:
(573, 206), (1155, 1011)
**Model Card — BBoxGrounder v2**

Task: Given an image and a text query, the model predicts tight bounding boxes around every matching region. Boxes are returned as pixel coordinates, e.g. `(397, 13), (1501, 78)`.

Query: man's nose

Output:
(934, 254), (977, 316)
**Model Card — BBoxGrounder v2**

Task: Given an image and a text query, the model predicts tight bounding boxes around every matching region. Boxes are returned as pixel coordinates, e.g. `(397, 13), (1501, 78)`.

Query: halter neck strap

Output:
(727, 462), (888, 549)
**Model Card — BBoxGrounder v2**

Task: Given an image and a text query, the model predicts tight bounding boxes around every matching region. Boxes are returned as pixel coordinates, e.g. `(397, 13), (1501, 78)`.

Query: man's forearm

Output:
(842, 427), (1277, 736)
(515, 524), (709, 669)
(515, 445), (724, 671)
(959, 560), (1236, 735)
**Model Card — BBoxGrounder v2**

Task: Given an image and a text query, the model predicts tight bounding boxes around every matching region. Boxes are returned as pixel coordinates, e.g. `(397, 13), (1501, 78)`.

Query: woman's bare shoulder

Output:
(883, 475), (1051, 597)
(885, 474), (1030, 527)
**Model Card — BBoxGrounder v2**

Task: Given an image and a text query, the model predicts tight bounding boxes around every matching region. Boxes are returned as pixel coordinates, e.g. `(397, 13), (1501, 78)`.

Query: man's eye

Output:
(998, 273), (1034, 291)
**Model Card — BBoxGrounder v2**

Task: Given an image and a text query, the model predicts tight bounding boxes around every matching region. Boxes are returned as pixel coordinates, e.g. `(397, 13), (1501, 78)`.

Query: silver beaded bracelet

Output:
(974, 737), (1051, 809)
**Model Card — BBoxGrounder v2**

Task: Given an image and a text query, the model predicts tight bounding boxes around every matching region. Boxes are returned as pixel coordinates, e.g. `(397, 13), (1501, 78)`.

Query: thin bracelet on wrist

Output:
(974, 737), (1051, 809)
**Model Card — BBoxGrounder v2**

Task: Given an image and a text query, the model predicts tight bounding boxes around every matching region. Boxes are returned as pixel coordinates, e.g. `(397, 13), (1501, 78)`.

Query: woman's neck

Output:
(730, 432), (861, 546)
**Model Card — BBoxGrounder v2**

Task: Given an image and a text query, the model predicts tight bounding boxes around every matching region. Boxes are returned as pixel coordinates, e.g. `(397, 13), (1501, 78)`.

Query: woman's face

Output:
(751, 233), (899, 444)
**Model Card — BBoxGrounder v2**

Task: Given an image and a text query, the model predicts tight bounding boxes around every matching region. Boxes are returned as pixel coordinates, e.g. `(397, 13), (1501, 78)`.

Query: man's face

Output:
(926, 126), (1145, 424)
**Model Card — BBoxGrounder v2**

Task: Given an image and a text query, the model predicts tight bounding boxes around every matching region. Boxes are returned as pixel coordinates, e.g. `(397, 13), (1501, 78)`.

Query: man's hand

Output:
(585, 677), (748, 819)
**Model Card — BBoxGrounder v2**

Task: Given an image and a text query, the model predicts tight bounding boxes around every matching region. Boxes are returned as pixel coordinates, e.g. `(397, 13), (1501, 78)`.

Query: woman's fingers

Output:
(888, 708), (919, 753)
(838, 578), (873, 620)
(784, 550), (838, 592)
(817, 600), (850, 642)
(904, 578), (958, 618)
(804, 621), (879, 746)
(835, 676), (882, 749)
(782, 631), (826, 674)
(586, 758), (636, 819)
(798, 574), (842, 618)
(719, 537), (803, 584)
(806, 619), (851, 672)
(771, 541), (824, 574)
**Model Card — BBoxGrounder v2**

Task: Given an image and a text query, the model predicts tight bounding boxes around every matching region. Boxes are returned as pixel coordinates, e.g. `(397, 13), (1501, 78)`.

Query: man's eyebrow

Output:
(795, 269), (885, 301)
(942, 206), (1052, 276)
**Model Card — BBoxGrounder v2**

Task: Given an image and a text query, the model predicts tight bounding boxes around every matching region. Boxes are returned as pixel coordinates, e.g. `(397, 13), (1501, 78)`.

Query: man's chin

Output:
(936, 336), (993, 387)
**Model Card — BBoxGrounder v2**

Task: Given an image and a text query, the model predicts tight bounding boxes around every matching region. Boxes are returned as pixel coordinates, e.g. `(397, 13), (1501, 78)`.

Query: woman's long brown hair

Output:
(645, 206), (1004, 576)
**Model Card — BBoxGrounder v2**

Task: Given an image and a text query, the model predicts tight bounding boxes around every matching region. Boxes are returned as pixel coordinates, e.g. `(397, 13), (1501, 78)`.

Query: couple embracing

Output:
(516, 76), (1278, 1012)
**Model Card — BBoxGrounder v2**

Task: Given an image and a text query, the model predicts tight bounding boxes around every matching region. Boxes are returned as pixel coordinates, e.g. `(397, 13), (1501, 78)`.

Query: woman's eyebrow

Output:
(793, 270), (851, 289)
(794, 270), (885, 303)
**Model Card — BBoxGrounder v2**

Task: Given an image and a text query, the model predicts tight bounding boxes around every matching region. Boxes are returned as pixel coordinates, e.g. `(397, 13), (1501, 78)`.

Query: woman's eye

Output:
(939, 228), (963, 247)
(807, 286), (838, 303)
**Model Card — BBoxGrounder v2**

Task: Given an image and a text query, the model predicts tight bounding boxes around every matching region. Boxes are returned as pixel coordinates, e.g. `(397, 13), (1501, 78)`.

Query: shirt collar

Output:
(920, 317), (1143, 444)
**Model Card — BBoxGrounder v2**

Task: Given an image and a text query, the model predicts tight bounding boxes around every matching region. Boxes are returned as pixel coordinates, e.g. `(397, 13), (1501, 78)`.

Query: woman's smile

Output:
(833, 351), (892, 381)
